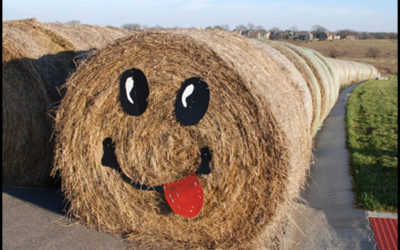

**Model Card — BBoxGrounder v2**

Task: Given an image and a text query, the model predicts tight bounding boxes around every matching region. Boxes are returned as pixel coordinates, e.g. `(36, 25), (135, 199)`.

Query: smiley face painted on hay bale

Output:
(102, 69), (212, 218)
(53, 31), (299, 248)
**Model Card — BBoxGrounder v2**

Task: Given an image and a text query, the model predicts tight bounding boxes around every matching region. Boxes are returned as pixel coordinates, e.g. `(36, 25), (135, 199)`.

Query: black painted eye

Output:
(120, 68), (149, 116)
(175, 77), (210, 126)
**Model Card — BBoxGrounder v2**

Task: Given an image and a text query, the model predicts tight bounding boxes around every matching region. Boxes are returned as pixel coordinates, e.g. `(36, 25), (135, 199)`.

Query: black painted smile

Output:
(101, 137), (212, 192)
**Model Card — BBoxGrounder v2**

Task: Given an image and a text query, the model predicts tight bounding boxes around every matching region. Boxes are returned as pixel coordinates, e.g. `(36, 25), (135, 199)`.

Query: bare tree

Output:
(221, 24), (230, 30)
(270, 26), (281, 32)
(66, 20), (81, 25)
(328, 46), (341, 58)
(151, 25), (163, 29)
(311, 25), (328, 35)
(255, 25), (265, 31)
(122, 23), (142, 30)
(235, 24), (247, 31)
(289, 26), (299, 32)
(269, 27), (281, 40)
(359, 32), (370, 40)
(212, 24), (229, 30)
(247, 22), (255, 30)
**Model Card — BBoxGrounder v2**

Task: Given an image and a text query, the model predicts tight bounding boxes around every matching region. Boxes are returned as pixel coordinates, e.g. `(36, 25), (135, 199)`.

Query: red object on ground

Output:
(369, 217), (398, 250)
(164, 172), (204, 219)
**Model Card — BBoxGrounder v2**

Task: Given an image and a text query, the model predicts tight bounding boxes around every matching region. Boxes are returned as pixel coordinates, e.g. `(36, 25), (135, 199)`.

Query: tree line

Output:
(121, 22), (397, 40)
(62, 21), (396, 40)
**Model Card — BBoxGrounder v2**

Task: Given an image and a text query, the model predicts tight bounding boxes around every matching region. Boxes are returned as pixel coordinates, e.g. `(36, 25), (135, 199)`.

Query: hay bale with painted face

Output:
(52, 30), (313, 248)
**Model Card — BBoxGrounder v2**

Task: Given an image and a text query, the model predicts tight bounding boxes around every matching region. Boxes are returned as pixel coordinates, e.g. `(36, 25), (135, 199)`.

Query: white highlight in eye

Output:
(181, 84), (194, 108)
(125, 77), (135, 104)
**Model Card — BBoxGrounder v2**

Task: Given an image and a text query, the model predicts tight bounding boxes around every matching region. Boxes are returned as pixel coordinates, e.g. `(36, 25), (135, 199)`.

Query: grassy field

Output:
(346, 77), (398, 212)
(288, 39), (398, 76)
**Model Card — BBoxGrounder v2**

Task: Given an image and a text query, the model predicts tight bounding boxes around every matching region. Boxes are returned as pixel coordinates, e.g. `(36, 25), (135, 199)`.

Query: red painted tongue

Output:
(163, 172), (204, 219)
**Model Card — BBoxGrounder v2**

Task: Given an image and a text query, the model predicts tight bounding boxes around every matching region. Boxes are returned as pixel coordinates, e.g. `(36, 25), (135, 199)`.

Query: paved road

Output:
(282, 83), (378, 249)
(2, 186), (133, 249)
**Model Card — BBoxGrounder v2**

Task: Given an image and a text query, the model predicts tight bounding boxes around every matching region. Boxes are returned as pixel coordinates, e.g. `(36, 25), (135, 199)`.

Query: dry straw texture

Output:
(2, 36), (52, 186)
(261, 41), (323, 136)
(257, 40), (378, 135)
(2, 18), (134, 186)
(53, 29), (310, 248)
(3, 18), (135, 103)
(52, 30), (378, 248)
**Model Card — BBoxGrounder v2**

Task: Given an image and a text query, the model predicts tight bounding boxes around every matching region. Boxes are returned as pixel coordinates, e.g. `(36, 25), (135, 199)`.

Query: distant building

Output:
(233, 29), (246, 36)
(314, 31), (328, 40)
(269, 31), (288, 40)
(282, 30), (295, 39)
(345, 35), (356, 40)
(258, 31), (271, 40)
(233, 29), (271, 40)
(294, 32), (313, 41)
(269, 31), (280, 40)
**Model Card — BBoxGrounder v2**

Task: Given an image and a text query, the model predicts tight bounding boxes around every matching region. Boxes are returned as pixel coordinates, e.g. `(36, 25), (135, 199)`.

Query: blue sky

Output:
(3, 0), (398, 32)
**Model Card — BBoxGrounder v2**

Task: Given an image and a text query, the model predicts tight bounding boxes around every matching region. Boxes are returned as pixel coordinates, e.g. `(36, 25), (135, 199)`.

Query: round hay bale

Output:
(307, 49), (340, 110)
(2, 37), (53, 186)
(2, 18), (135, 187)
(337, 59), (352, 86)
(2, 19), (74, 59)
(326, 58), (346, 87)
(276, 42), (332, 125)
(249, 39), (313, 133)
(3, 19), (135, 104)
(303, 48), (336, 120)
(346, 61), (357, 85)
(41, 22), (135, 51)
(52, 30), (312, 248)
(332, 59), (378, 86)
(264, 41), (322, 136)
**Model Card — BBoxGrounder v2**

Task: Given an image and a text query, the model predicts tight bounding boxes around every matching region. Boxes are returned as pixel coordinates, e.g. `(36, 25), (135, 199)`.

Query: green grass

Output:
(346, 77), (398, 212)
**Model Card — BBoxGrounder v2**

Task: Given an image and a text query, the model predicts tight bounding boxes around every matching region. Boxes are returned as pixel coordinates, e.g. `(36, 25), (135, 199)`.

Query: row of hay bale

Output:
(3, 20), (379, 248)
(50, 29), (378, 249)
(327, 57), (379, 87)
(257, 40), (378, 136)
(2, 18), (134, 186)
